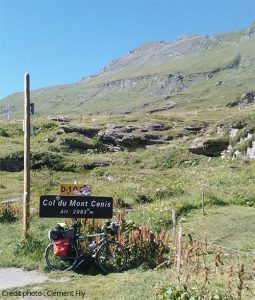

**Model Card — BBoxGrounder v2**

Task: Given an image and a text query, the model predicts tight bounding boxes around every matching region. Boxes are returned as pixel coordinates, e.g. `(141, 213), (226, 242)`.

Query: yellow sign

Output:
(59, 183), (92, 196)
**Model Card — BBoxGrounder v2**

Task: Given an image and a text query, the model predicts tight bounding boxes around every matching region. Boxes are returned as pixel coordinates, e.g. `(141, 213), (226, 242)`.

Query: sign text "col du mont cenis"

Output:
(39, 195), (113, 219)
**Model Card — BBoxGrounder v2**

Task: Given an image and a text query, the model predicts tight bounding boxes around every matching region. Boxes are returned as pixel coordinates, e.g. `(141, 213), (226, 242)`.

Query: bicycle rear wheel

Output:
(44, 242), (79, 271)
(96, 241), (127, 273)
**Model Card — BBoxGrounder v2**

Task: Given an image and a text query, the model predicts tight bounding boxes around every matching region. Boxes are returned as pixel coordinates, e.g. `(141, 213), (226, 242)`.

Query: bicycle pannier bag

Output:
(48, 229), (63, 240)
(53, 238), (70, 256)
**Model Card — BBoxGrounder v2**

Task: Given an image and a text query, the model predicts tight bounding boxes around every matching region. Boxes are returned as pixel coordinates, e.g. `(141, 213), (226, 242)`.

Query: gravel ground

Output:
(0, 268), (48, 290)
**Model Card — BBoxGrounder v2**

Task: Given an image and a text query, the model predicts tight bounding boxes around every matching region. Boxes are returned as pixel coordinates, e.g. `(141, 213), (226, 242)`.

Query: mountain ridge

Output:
(1, 22), (255, 118)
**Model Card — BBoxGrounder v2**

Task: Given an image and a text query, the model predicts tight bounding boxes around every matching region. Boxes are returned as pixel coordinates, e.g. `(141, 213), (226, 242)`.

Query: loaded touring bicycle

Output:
(45, 219), (127, 273)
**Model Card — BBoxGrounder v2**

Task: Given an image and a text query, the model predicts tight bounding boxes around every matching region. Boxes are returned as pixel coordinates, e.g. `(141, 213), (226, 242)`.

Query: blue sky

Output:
(0, 0), (255, 100)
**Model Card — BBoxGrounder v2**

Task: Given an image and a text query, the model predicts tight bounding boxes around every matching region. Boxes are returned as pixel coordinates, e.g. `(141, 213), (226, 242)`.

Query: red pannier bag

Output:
(53, 238), (70, 256)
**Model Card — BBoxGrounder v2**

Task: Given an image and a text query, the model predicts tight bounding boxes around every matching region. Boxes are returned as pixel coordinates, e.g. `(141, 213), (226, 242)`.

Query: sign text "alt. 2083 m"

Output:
(39, 195), (113, 218)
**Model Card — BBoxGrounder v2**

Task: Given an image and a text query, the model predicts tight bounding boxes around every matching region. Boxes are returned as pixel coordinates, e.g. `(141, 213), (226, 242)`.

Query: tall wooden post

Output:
(23, 73), (30, 239)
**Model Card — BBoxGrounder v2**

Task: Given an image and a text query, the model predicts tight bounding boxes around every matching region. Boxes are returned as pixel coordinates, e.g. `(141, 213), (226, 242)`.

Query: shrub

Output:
(58, 137), (95, 152)
(159, 285), (226, 300)
(235, 139), (253, 154)
(161, 159), (176, 169)
(206, 192), (227, 206)
(7, 150), (24, 160)
(230, 191), (255, 206)
(134, 193), (154, 204)
(31, 151), (63, 170)
(0, 128), (9, 137)
(177, 202), (199, 216)
(118, 215), (169, 269)
(0, 206), (20, 223)
(159, 285), (202, 300)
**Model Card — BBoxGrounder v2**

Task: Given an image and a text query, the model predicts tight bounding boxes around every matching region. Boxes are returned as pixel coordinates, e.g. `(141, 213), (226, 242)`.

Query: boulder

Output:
(107, 145), (126, 152)
(98, 130), (124, 145)
(140, 128), (149, 133)
(184, 126), (203, 133)
(165, 135), (174, 141)
(143, 134), (162, 140)
(84, 161), (110, 170)
(247, 141), (255, 159)
(119, 135), (148, 149)
(59, 125), (100, 137)
(189, 138), (229, 157)
(122, 125), (138, 133)
(229, 128), (239, 138)
(44, 137), (56, 143)
(49, 116), (70, 122)
(140, 122), (169, 132)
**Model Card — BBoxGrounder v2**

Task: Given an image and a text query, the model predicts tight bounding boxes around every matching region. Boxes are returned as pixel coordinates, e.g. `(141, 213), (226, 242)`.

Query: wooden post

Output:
(176, 227), (182, 274)
(23, 73), (30, 239)
(202, 191), (205, 215)
(172, 209), (176, 243)
(7, 106), (10, 121)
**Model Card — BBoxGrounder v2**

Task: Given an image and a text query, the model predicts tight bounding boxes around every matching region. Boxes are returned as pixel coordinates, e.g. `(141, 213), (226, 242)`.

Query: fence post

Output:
(172, 209), (176, 243)
(202, 191), (205, 215)
(176, 227), (182, 274)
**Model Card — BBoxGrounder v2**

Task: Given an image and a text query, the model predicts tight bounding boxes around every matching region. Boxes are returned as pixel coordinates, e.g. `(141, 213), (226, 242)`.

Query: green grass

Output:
(181, 205), (255, 252)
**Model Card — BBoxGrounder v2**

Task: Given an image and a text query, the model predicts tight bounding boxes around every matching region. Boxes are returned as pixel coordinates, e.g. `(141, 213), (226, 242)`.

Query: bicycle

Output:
(44, 220), (128, 273)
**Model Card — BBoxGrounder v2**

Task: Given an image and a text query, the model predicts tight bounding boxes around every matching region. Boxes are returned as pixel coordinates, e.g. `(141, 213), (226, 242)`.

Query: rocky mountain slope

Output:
(1, 22), (255, 118)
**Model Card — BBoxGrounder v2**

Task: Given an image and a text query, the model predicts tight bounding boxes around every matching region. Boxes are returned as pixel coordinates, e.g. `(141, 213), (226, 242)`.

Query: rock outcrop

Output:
(227, 90), (255, 108)
(98, 122), (170, 151)
(59, 125), (100, 137)
(147, 101), (176, 113)
(96, 73), (185, 94)
(189, 138), (229, 157)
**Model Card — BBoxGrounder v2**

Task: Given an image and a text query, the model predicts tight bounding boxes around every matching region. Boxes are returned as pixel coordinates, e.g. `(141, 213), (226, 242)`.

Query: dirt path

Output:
(0, 268), (48, 290)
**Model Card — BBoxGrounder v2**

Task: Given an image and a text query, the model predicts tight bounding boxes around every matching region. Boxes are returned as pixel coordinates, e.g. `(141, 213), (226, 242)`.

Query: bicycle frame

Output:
(72, 230), (109, 269)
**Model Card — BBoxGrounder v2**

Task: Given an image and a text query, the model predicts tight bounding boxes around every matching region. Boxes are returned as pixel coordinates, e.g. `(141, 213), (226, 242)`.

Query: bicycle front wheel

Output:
(44, 242), (79, 271)
(96, 241), (127, 273)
